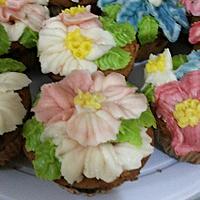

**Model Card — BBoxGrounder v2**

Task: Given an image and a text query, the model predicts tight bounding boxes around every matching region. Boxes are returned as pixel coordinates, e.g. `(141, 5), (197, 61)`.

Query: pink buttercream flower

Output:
(33, 70), (147, 146)
(59, 5), (101, 29)
(155, 70), (200, 156)
(181, 0), (200, 16)
(0, 0), (49, 31)
(189, 21), (200, 44)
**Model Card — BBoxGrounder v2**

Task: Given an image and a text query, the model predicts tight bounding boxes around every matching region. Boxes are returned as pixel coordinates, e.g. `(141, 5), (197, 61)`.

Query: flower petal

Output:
(0, 91), (26, 135)
(66, 110), (120, 146)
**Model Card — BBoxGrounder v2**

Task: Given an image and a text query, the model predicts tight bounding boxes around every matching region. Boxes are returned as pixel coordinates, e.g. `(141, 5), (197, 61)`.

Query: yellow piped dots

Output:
(173, 99), (200, 128)
(74, 90), (104, 110)
(62, 5), (87, 16)
(0, 0), (6, 6)
(146, 54), (166, 73)
(65, 29), (93, 59)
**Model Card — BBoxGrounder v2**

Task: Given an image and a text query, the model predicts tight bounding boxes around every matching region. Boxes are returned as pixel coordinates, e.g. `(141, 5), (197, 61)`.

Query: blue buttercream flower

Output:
(175, 50), (200, 79)
(97, 0), (189, 42)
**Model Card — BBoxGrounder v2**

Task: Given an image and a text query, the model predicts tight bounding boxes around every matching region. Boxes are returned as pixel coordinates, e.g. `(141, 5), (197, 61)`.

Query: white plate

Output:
(1, 63), (200, 200)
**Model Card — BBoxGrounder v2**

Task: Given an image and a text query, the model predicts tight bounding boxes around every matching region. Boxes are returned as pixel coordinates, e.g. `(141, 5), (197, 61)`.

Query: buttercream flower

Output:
(189, 21), (200, 45)
(181, 0), (200, 16)
(144, 48), (177, 86)
(98, 0), (189, 42)
(59, 5), (101, 28)
(0, 71), (31, 135)
(0, 0), (49, 41)
(40, 122), (153, 184)
(155, 70), (200, 156)
(38, 16), (116, 76)
(33, 70), (147, 146)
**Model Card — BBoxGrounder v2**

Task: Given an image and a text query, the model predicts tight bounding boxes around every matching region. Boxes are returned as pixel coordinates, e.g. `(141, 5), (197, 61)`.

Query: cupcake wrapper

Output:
(0, 130), (23, 166)
(156, 117), (200, 164)
(24, 128), (153, 194)
(49, 42), (139, 82)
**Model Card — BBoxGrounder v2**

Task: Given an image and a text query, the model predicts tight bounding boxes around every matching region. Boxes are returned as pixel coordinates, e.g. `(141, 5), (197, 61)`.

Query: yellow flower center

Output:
(65, 29), (93, 59)
(146, 54), (166, 73)
(173, 99), (200, 128)
(74, 90), (104, 110)
(0, 0), (6, 6)
(62, 5), (87, 16)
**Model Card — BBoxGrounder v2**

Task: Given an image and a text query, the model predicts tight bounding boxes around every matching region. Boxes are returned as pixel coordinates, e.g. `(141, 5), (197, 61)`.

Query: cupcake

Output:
(23, 70), (155, 194)
(180, 0), (200, 50)
(38, 5), (138, 81)
(0, 0), (49, 68)
(97, 0), (189, 62)
(143, 49), (200, 163)
(0, 58), (31, 166)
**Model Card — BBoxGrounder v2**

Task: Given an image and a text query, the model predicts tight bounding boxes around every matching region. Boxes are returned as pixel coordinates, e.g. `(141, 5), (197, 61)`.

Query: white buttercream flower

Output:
(144, 48), (177, 86)
(0, 72), (31, 135)
(38, 17), (116, 76)
(42, 121), (153, 184)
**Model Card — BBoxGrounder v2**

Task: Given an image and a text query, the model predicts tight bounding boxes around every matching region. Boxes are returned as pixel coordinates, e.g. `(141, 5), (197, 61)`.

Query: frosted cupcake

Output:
(97, 0), (189, 61)
(0, 58), (31, 166)
(0, 0), (49, 68)
(38, 5), (138, 81)
(143, 49), (200, 163)
(180, 0), (200, 49)
(23, 70), (155, 194)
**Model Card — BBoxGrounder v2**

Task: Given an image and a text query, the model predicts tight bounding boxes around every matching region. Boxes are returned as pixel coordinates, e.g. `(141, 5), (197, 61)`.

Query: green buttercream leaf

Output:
(117, 119), (142, 147)
(103, 4), (122, 20)
(116, 109), (156, 147)
(0, 58), (26, 73)
(19, 27), (38, 48)
(142, 83), (155, 103)
(0, 24), (11, 56)
(139, 108), (156, 129)
(95, 47), (131, 70)
(33, 140), (61, 180)
(138, 16), (159, 45)
(23, 118), (44, 152)
(172, 54), (187, 70)
(100, 17), (136, 47)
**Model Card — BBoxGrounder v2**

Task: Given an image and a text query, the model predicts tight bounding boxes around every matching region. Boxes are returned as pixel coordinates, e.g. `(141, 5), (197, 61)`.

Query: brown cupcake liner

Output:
(0, 130), (23, 166)
(49, 42), (139, 82)
(136, 35), (168, 62)
(152, 104), (200, 164)
(0, 87), (31, 166)
(24, 128), (153, 194)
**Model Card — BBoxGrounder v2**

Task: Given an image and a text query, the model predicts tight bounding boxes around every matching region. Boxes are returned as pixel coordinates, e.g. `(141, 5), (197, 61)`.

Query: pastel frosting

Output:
(32, 70), (153, 183)
(0, 72), (31, 135)
(181, 0), (200, 16)
(38, 5), (134, 76)
(189, 21), (200, 45)
(0, 0), (49, 41)
(155, 70), (200, 156)
(144, 49), (200, 156)
(97, 0), (189, 42)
